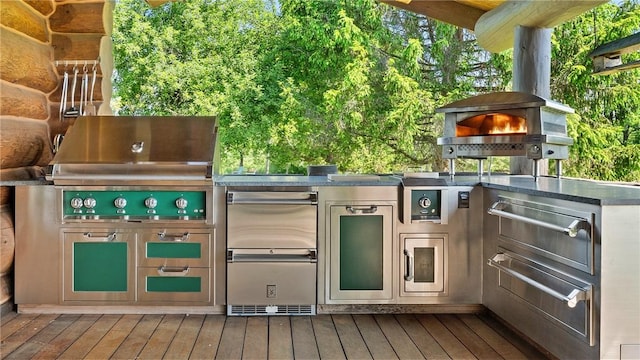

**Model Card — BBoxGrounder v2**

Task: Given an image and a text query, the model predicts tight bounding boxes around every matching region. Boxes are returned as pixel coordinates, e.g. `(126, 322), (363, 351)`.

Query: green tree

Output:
(551, 0), (640, 181)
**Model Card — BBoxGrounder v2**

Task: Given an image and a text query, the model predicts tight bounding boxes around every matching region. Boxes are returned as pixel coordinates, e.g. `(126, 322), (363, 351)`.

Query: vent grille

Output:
(459, 143), (525, 151)
(227, 305), (316, 316)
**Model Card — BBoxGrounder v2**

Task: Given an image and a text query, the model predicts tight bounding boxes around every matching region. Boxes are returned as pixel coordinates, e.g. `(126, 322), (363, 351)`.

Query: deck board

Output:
(268, 316), (294, 359)
(241, 316), (268, 359)
(291, 316), (320, 359)
(164, 314), (205, 359)
(189, 314), (225, 359)
(333, 314), (373, 359)
(215, 316), (246, 359)
(395, 314), (451, 359)
(137, 314), (184, 359)
(311, 315), (346, 360)
(353, 314), (398, 359)
(31, 314), (100, 359)
(57, 314), (121, 359)
(0, 311), (550, 359)
(83, 314), (142, 359)
(110, 314), (163, 360)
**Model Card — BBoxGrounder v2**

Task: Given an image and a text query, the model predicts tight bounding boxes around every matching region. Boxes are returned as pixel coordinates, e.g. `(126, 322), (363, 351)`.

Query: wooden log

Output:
(0, 81), (49, 120)
(0, 272), (11, 305)
(510, 26), (551, 176)
(475, 0), (607, 53)
(0, 27), (58, 93)
(0, 187), (12, 206)
(379, 0), (484, 30)
(52, 33), (103, 62)
(0, 167), (47, 182)
(0, 205), (14, 274)
(24, 0), (55, 16)
(0, 117), (53, 169)
(49, 2), (106, 34)
(0, 0), (49, 42)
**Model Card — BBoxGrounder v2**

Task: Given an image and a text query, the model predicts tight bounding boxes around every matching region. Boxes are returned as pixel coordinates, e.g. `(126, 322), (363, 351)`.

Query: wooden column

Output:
(510, 26), (552, 175)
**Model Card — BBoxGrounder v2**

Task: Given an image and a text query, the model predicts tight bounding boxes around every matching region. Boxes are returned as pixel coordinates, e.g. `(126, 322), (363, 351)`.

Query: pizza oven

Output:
(436, 92), (574, 178)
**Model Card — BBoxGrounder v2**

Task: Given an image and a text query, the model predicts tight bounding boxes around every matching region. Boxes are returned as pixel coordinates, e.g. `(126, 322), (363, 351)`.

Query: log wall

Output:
(0, 0), (112, 309)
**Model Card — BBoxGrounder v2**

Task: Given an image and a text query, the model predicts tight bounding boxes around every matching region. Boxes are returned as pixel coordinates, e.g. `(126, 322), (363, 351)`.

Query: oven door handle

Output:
(487, 201), (588, 237)
(404, 249), (414, 281)
(346, 206), (378, 214)
(488, 253), (591, 308)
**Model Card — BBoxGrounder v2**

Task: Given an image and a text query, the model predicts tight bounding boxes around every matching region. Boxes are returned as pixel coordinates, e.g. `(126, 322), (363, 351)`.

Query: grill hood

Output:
(47, 116), (219, 185)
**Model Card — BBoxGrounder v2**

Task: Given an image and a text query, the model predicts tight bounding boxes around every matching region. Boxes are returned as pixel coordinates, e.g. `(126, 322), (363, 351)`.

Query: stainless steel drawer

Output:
(227, 262), (316, 305)
(488, 197), (594, 274)
(488, 249), (595, 346)
(138, 231), (210, 268)
(137, 266), (210, 303)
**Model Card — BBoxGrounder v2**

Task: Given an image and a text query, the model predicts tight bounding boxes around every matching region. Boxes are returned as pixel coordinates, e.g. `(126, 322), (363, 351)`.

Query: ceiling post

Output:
(510, 25), (552, 176)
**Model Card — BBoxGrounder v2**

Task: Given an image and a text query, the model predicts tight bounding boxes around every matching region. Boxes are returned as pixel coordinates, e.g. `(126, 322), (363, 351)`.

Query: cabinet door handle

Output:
(158, 231), (190, 242)
(83, 232), (116, 241)
(157, 266), (190, 276)
(346, 206), (377, 214)
(404, 249), (414, 281)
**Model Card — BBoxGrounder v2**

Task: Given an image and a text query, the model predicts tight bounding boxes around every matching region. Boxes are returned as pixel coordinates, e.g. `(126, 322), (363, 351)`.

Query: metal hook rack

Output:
(55, 59), (101, 69)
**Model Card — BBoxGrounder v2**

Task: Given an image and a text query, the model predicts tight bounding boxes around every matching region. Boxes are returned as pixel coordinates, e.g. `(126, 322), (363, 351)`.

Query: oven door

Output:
(401, 234), (446, 295)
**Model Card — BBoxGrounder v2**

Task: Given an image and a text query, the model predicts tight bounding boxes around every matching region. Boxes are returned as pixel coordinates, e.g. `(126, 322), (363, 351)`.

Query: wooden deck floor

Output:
(1, 311), (550, 359)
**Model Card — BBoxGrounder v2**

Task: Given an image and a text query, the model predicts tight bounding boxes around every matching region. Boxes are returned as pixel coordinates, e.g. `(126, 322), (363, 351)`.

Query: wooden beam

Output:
(589, 33), (640, 75)
(475, 0), (607, 53)
(380, 0), (485, 30)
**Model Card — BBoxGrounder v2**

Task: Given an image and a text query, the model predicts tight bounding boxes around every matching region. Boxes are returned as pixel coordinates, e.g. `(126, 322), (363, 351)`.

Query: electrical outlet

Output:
(267, 284), (276, 298)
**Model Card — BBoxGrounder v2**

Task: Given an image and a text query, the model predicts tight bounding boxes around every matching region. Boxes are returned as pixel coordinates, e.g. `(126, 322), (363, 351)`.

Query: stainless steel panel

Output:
(490, 249), (594, 345)
(490, 196), (595, 274)
(63, 230), (136, 302)
(138, 230), (210, 268)
(401, 234), (446, 294)
(137, 266), (210, 303)
(15, 186), (60, 304)
(227, 193), (317, 249)
(227, 262), (316, 305)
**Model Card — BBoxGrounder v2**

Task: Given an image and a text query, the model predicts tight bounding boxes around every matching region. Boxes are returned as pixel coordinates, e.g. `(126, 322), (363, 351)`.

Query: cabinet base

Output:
(16, 304), (225, 315)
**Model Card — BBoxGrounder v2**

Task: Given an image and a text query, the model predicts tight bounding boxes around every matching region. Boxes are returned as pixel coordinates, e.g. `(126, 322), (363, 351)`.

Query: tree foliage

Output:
(112, 0), (640, 181)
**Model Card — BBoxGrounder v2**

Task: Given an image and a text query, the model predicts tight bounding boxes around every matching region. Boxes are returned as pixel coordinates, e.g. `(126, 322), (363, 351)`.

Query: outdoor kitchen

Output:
(2, 1), (640, 359)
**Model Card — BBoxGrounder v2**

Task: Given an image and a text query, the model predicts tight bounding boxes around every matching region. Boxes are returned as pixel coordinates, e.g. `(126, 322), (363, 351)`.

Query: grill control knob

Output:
(144, 197), (158, 209)
(114, 197), (127, 209)
(83, 197), (97, 209)
(175, 197), (188, 209)
(70, 197), (84, 209)
(418, 196), (432, 209)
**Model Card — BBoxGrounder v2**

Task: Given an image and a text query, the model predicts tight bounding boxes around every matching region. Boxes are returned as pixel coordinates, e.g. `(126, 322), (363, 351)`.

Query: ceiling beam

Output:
(474, 0), (607, 53)
(379, 0), (485, 30)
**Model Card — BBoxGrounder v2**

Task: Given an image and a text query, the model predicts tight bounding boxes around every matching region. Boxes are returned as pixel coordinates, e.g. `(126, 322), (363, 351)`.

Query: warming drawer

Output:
(138, 230), (210, 268)
(137, 266), (210, 303)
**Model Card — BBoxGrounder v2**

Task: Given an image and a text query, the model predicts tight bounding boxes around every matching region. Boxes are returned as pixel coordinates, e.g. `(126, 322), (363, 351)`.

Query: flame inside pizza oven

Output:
(455, 113), (528, 137)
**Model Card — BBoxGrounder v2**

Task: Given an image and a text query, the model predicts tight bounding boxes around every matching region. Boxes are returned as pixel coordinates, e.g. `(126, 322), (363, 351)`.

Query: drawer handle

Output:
(488, 253), (591, 308)
(158, 231), (190, 242)
(404, 249), (414, 281)
(83, 232), (116, 241)
(487, 201), (588, 237)
(346, 206), (377, 214)
(157, 266), (189, 276)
